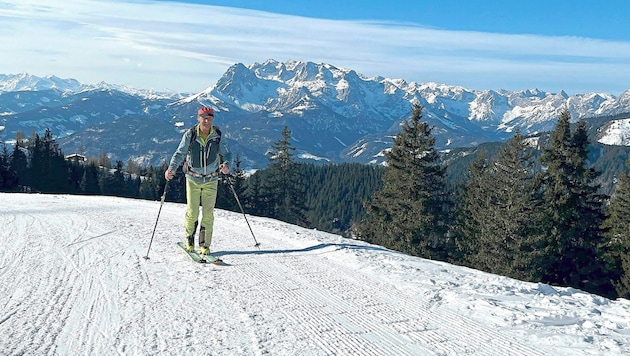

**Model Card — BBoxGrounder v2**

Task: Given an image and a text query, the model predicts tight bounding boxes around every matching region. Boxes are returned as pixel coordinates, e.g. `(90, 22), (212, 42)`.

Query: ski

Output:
(203, 254), (223, 264)
(177, 242), (205, 263)
(176, 242), (224, 265)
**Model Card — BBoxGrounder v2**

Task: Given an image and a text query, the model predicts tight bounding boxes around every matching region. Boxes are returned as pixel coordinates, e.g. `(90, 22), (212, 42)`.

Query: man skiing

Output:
(164, 107), (232, 256)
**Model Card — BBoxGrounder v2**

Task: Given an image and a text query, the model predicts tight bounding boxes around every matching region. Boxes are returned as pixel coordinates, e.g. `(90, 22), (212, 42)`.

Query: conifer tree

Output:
(98, 167), (115, 196)
(156, 162), (171, 201)
(28, 129), (69, 193)
(0, 144), (16, 191)
(231, 154), (246, 185)
(604, 156), (630, 298)
(139, 165), (160, 200)
(453, 154), (488, 263)
(0, 146), (6, 190)
(97, 160), (128, 196)
(454, 131), (545, 280)
(80, 162), (101, 195)
(539, 110), (613, 296)
(243, 171), (273, 216)
(300, 163), (383, 235)
(265, 126), (308, 226)
(111, 160), (127, 196)
(361, 103), (451, 260)
(65, 161), (82, 193)
(126, 174), (141, 198)
(10, 141), (29, 190)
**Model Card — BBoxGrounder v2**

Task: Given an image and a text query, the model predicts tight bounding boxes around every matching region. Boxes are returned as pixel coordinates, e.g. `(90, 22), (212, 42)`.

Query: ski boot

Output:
(185, 234), (195, 252)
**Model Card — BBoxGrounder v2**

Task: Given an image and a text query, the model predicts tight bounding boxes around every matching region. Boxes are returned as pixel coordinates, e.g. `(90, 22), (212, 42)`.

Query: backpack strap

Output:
(187, 125), (220, 153)
(187, 125), (198, 154)
(214, 125), (222, 142)
(184, 125), (223, 171)
(214, 126), (223, 165)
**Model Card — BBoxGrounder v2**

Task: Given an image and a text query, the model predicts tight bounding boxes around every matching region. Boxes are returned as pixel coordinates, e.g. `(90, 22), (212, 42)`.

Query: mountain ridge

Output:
(1, 60), (629, 168)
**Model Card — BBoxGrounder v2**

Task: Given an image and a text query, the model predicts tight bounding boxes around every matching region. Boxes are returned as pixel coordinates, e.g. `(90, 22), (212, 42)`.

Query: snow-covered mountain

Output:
(1, 61), (629, 168)
(0, 73), (83, 93)
(2, 193), (629, 355)
(598, 119), (630, 146)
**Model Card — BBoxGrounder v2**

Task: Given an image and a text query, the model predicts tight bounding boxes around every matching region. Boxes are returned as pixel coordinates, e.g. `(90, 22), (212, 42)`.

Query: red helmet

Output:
(198, 107), (214, 116)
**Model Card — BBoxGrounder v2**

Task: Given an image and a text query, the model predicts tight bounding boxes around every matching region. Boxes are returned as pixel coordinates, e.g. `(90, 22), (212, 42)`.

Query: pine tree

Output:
(156, 162), (171, 201)
(0, 145), (6, 190)
(300, 163), (384, 236)
(361, 104), (451, 260)
(28, 131), (44, 191)
(453, 154), (488, 263)
(0, 144), (16, 191)
(265, 126), (308, 226)
(454, 131), (545, 280)
(112, 160), (127, 195)
(539, 110), (613, 296)
(10, 140), (29, 190)
(604, 156), (630, 298)
(139, 166), (160, 200)
(98, 167), (115, 196)
(243, 171), (273, 216)
(65, 161), (83, 193)
(80, 162), (101, 195)
(125, 174), (141, 198)
(27, 129), (70, 193)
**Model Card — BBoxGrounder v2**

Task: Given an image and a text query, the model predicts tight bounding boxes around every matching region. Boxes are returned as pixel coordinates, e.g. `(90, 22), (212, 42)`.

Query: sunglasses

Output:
(198, 114), (214, 119)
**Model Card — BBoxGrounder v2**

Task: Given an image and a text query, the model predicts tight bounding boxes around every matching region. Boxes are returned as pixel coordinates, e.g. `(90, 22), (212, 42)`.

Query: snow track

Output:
(213, 227), (543, 356)
(1, 193), (628, 355)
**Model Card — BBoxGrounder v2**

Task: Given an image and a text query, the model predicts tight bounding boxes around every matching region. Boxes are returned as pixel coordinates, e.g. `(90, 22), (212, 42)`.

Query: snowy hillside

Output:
(1, 193), (629, 355)
(598, 118), (630, 146)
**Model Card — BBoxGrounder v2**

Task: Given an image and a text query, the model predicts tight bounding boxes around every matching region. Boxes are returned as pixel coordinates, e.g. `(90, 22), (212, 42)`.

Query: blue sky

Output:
(1, 0), (629, 95)
(169, 0), (629, 41)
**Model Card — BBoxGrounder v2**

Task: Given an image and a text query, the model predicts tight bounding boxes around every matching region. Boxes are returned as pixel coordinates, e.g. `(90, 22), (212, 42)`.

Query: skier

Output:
(164, 107), (232, 255)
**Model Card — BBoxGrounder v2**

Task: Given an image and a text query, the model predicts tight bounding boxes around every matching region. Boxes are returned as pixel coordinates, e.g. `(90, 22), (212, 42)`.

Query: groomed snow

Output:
(1, 193), (629, 355)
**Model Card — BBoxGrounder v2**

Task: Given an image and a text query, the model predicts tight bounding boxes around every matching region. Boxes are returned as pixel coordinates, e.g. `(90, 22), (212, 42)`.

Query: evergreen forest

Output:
(1, 107), (630, 300)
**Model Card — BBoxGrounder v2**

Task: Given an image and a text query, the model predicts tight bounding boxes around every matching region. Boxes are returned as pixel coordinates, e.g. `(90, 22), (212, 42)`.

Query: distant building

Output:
(65, 153), (86, 163)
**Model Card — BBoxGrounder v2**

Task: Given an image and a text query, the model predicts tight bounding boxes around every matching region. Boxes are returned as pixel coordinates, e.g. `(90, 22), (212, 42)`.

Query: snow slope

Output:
(1, 193), (629, 355)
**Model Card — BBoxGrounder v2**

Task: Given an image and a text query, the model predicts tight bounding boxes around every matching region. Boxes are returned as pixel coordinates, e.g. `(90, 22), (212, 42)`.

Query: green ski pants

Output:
(184, 178), (218, 248)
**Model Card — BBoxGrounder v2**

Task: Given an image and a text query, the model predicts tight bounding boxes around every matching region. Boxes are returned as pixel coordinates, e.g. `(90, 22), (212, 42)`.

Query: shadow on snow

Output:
(213, 242), (388, 258)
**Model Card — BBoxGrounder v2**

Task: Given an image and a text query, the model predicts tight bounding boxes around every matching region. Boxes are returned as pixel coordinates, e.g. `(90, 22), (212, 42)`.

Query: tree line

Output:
(359, 104), (630, 300)
(0, 126), (382, 236)
(1, 106), (629, 299)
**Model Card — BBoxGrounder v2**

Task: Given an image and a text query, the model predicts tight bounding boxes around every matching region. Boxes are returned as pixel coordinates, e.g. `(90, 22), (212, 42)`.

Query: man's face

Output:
(198, 114), (214, 129)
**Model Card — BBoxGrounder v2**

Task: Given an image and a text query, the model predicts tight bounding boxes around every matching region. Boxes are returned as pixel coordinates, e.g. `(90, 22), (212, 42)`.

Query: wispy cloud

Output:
(2, 0), (629, 95)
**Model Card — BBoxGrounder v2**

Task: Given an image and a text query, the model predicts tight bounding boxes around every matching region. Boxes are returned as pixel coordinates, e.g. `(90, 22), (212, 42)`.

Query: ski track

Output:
(0, 194), (601, 355)
(213, 216), (544, 356)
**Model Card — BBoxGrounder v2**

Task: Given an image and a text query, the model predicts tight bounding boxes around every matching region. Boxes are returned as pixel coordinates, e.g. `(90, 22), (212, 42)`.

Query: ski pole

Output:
(225, 175), (260, 248)
(144, 180), (169, 260)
